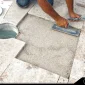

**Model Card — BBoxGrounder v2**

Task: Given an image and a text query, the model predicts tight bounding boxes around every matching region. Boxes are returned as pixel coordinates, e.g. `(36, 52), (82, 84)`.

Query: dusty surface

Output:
(0, 0), (85, 83)
(17, 15), (79, 78)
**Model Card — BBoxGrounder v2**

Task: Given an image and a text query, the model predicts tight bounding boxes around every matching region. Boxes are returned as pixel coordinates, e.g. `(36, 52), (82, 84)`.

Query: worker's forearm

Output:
(66, 0), (74, 13)
(38, 0), (61, 21)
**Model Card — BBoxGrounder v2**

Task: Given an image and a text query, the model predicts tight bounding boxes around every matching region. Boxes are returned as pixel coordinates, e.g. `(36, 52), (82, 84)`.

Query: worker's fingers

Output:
(64, 20), (68, 28)
(56, 17), (69, 28)
(65, 24), (68, 28)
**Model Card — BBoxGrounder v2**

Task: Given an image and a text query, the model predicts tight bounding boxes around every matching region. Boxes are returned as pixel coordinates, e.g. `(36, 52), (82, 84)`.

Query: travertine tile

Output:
(17, 15), (79, 78)
(0, 58), (59, 83)
(0, 0), (12, 22)
(4, 0), (35, 26)
(73, 29), (85, 61)
(69, 59), (85, 83)
(58, 77), (68, 83)
(75, 0), (85, 8)
(0, 38), (25, 76)
(69, 27), (85, 83)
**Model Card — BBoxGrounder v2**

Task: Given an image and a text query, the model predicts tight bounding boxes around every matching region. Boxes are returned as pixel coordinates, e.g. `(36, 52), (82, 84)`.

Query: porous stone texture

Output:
(17, 15), (79, 78)
(4, 0), (35, 26)
(0, 38), (25, 76)
(0, 58), (59, 83)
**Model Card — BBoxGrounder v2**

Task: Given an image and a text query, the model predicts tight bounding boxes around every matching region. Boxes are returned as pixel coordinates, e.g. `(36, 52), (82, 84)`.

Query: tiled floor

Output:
(0, 39), (25, 76)
(4, 0), (36, 26)
(0, 59), (59, 83)
(17, 15), (79, 78)
(0, 0), (85, 83)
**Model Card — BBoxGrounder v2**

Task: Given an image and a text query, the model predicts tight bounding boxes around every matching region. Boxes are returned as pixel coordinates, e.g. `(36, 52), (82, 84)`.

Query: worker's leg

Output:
(65, 0), (80, 18)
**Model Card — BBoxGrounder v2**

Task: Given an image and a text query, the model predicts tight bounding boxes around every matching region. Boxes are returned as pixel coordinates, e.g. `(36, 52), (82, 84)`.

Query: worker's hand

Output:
(56, 17), (69, 28)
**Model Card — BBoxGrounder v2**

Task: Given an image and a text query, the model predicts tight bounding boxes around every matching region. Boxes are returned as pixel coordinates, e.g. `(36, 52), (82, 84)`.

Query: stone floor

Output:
(17, 15), (78, 78)
(0, 0), (85, 84)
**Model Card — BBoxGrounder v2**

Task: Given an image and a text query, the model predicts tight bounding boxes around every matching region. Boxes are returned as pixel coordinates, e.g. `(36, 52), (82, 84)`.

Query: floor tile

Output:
(17, 15), (79, 78)
(0, 38), (25, 76)
(69, 59), (85, 83)
(74, 30), (85, 61)
(4, 0), (35, 26)
(58, 77), (68, 83)
(0, 58), (59, 83)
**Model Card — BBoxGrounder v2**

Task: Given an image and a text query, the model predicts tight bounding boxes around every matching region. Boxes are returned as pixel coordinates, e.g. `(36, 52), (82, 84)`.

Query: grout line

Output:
(3, 1), (13, 19)
(16, 1), (36, 27)
(16, 13), (28, 27)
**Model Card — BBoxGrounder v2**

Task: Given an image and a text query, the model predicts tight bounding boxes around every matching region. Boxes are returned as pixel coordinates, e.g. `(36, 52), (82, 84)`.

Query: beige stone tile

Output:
(58, 77), (68, 83)
(17, 15), (79, 78)
(74, 30), (85, 61)
(0, 0), (12, 22)
(4, 0), (35, 26)
(0, 58), (59, 83)
(69, 59), (85, 83)
(0, 38), (25, 76)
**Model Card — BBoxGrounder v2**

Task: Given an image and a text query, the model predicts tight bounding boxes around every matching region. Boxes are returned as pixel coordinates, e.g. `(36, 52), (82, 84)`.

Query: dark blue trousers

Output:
(16, 0), (54, 7)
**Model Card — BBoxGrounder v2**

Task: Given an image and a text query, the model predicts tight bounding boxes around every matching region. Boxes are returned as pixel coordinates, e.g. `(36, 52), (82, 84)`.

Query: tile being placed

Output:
(0, 38), (25, 76)
(4, 0), (35, 26)
(0, 58), (59, 83)
(17, 15), (79, 78)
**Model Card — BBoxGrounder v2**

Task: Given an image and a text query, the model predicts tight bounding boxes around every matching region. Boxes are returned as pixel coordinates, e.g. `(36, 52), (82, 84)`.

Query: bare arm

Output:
(37, 0), (61, 21)
(37, 0), (68, 27)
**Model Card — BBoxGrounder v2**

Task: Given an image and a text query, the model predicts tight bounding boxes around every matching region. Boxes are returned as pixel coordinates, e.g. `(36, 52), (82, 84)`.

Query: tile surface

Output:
(17, 15), (79, 78)
(0, 0), (12, 22)
(69, 59), (85, 83)
(73, 29), (85, 61)
(0, 38), (25, 76)
(69, 28), (85, 83)
(0, 58), (59, 83)
(58, 77), (68, 83)
(4, 0), (35, 26)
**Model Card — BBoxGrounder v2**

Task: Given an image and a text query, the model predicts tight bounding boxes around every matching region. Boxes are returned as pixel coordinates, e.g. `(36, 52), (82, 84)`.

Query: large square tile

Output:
(0, 38), (25, 76)
(17, 15), (79, 78)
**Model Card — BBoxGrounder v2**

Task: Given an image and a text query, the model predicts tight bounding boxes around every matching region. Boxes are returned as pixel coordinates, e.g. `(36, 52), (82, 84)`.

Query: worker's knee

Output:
(48, 0), (54, 6)
(16, 0), (30, 8)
